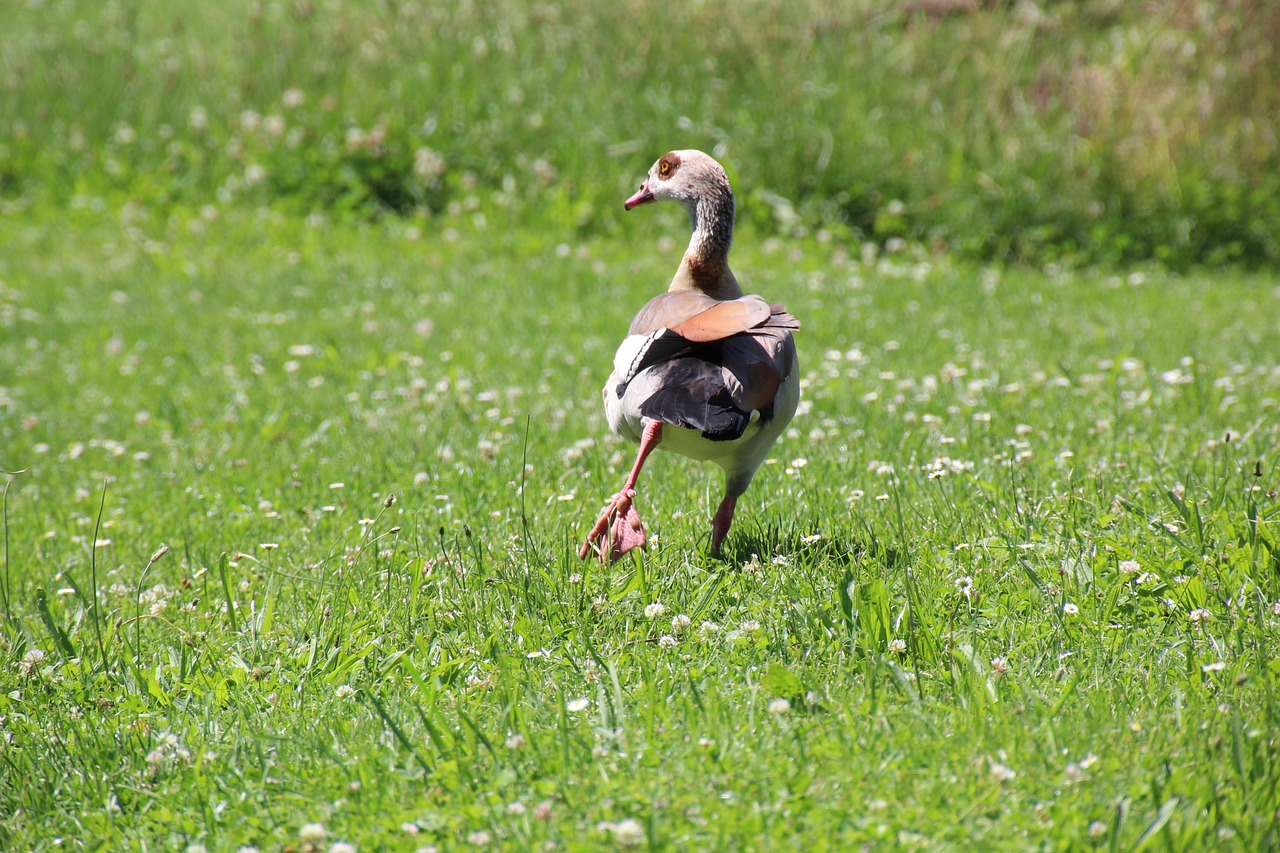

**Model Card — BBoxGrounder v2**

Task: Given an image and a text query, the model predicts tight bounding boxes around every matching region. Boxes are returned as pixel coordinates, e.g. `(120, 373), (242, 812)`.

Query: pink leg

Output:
(580, 421), (663, 562)
(710, 494), (737, 555)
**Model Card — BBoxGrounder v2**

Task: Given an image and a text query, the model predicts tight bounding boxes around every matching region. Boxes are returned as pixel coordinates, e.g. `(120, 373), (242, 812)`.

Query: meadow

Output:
(3, 1), (1280, 851)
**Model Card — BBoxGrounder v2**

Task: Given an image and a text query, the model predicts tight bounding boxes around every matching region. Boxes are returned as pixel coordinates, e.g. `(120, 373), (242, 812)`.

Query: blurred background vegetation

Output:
(2, 0), (1276, 268)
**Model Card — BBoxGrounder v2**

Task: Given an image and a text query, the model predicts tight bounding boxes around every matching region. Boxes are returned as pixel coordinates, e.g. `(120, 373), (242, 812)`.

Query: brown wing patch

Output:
(628, 293), (781, 341)
(628, 291), (714, 336)
(671, 297), (771, 342)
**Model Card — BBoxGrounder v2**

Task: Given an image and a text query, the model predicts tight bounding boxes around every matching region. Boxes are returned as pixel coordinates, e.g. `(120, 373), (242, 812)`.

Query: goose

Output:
(579, 149), (800, 562)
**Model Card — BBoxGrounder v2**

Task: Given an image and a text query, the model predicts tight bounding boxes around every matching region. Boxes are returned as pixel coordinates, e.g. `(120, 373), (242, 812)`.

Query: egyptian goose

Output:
(579, 149), (800, 562)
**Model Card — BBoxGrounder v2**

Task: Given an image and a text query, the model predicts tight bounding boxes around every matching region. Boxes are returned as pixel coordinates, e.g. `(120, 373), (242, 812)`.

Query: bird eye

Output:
(658, 159), (671, 177)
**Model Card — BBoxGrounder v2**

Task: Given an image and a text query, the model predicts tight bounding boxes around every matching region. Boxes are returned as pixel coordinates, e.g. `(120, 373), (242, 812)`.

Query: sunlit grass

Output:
(1, 205), (1278, 849)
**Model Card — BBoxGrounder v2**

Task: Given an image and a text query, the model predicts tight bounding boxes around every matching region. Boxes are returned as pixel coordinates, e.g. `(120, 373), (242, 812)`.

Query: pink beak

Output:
(624, 183), (655, 210)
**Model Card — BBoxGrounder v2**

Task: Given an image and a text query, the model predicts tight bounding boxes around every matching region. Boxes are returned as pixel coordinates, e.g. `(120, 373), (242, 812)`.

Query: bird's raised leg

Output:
(710, 494), (738, 556)
(580, 420), (663, 562)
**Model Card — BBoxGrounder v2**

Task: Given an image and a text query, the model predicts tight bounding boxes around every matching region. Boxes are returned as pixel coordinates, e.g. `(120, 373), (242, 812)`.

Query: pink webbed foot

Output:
(579, 489), (648, 562)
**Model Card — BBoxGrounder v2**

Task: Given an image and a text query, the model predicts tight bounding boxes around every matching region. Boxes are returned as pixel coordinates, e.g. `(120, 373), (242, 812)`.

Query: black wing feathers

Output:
(637, 351), (750, 442)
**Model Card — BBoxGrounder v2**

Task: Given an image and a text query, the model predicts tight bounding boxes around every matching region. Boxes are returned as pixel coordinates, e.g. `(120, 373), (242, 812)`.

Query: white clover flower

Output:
(888, 638), (907, 654)
(1119, 559), (1140, 575)
(609, 818), (645, 846)
(1189, 608), (1211, 623)
(990, 657), (1011, 678)
(329, 843), (356, 853)
(504, 734), (525, 749)
(336, 684), (357, 699)
(671, 614), (692, 631)
(1088, 821), (1107, 837)
(740, 619), (761, 633)
(299, 824), (327, 844)
(644, 602), (666, 619)
(507, 801), (526, 816)
(989, 762), (1016, 782)
(699, 621), (721, 638)
(767, 698), (791, 715)
(466, 830), (491, 846)
(657, 634), (678, 649)
(598, 818), (645, 845)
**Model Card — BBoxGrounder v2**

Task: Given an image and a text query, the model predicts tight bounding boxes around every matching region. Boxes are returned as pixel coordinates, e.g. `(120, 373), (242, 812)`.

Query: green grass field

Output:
(3, 208), (1278, 850)
(3, 1), (1280, 850)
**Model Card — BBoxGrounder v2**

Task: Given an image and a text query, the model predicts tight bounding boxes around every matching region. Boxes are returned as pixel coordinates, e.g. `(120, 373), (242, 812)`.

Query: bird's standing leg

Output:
(710, 494), (737, 556)
(580, 420), (663, 562)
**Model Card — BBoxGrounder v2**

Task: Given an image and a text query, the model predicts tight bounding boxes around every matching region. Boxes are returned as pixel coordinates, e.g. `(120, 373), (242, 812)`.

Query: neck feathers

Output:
(670, 177), (739, 299)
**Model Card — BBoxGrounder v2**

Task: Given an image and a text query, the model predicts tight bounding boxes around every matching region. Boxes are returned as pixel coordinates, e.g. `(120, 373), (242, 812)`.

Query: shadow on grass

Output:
(713, 520), (910, 571)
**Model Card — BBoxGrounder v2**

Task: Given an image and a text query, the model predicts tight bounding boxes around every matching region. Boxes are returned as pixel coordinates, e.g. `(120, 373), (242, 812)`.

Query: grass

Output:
(1, 201), (1279, 850)
(2, 0), (1278, 266)
(3, 1), (1280, 848)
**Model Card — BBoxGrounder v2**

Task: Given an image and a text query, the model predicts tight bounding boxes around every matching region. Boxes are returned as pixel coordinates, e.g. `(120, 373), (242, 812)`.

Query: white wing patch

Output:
(612, 329), (667, 385)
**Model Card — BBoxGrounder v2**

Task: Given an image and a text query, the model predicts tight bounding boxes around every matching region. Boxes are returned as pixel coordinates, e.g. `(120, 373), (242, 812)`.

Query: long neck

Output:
(670, 183), (740, 299)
